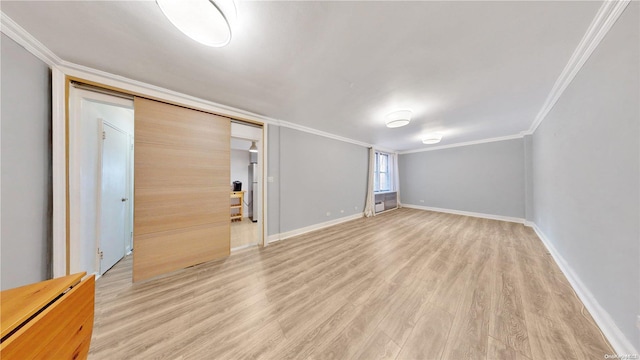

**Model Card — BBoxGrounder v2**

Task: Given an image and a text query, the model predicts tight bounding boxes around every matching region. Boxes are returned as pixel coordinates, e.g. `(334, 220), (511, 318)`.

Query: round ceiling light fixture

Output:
(422, 133), (443, 145)
(157, 0), (237, 47)
(385, 110), (412, 128)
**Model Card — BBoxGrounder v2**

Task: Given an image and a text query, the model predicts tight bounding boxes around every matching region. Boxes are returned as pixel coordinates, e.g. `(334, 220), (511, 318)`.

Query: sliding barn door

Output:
(133, 97), (230, 282)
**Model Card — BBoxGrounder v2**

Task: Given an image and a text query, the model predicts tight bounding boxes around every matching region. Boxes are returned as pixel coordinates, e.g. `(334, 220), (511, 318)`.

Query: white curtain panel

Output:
(393, 152), (401, 207)
(363, 147), (375, 217)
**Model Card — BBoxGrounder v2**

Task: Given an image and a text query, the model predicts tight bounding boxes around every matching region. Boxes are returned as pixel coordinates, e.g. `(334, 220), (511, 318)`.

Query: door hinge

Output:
(102, 131), (106, 140)
(98, 249), (104, 259)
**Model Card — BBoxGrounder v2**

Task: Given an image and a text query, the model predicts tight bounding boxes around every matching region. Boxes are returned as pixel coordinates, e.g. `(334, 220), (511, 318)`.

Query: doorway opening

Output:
(230, 122), (264, 250)
(69, 85), (134, 278)
(67, 81), (267, 282)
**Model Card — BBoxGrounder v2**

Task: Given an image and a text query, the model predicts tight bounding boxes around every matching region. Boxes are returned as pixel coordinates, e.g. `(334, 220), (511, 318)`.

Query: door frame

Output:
(68, 85), (134, 277)
(230, 123), (265, 248)
(96, 120), (132, 275)
(57, 74), (270, 277)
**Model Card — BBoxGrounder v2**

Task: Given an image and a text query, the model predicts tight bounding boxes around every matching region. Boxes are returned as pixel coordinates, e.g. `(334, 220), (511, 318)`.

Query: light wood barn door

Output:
(133, 97), (230, 282)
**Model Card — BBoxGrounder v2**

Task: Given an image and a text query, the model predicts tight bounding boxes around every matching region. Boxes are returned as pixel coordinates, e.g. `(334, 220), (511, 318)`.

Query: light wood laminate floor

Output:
(89, 208), (612, 359)
(231, 218), (259, 249)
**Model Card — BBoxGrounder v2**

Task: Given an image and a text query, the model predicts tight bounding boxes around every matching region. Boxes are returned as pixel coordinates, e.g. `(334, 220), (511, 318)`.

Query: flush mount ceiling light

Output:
(385, 110), (412, 128)
(157, 0), (237, 47)
(249, 141), (258, 153)
(422, 133), (443, 145)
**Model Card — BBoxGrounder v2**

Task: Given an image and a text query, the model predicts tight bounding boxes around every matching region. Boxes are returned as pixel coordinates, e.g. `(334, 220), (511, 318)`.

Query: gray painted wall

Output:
(523, 135), (534, 222)
(399, 138), (526, 218)
(1, 34), (52, 290)
(267, 125), (368, 235)
(532, 3), (639, 350)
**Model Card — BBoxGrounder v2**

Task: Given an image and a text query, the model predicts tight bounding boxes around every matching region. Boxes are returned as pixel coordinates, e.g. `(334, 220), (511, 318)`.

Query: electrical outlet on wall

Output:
(267, 176), (274, 183)
(636, 315), (640, 329)
(326, 211), (331, 217)
(354, 206), (358, 210)
(419, 200), (425, 203)
(340, 209), (344, 214)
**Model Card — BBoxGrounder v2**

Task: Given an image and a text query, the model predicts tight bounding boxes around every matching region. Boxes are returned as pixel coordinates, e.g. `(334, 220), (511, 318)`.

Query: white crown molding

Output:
(59, 62), (277, 124)
(0, 11), (283, 127)
(3, 1), (630, 157)
(1, 11), (393, 153)
(531, 224), (639, 356)
(525, 0), (631, 135)
(275, 119), (385, 151)
(267, 212), (363, 244)
(0, 12), (61, 66)
(61, 61), (396, 152)
(398, 133), (524, 155)
(402, 204), (525, 224)
(282, 0), (631, 158)
(61, 56), (392, 151)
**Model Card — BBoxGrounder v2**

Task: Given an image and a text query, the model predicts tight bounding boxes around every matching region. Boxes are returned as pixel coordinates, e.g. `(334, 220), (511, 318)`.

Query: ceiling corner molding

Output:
(276, 120), (398, 153)
(276, 120), (376, 149)
(527, 0), (631, 134)
(1, 11), (61, 66)
(375, 146), (399, 154)
(1, 9), (384, 151)
(1, 12), (282, 127)
(274, 118), (398, 151)
(58, 61), (282, 126)
(398, 133), (524, 155)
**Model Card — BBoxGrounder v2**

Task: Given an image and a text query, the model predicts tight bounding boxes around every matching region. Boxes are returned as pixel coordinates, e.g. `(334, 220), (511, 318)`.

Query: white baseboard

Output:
(404, 203), (637, 354)
(531, 224), (638, 356)
(402, 204), (525, 224)
(267, 213), (364, 244)
(263, 205), (637, 354)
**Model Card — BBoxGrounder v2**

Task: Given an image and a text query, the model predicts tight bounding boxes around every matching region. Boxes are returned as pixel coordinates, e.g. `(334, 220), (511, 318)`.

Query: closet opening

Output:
(65, 78), (267, 283)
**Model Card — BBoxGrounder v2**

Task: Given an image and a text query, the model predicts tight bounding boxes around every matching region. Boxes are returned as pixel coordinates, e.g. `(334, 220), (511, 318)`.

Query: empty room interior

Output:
(1, 1), (638, 359)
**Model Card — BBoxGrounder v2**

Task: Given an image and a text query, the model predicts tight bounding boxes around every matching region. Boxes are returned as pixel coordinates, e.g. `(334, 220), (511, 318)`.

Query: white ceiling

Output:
(1, 1), (601, 151)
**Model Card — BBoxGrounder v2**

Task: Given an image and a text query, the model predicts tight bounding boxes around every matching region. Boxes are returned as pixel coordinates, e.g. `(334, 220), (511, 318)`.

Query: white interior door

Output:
(99, 122), (128, 275)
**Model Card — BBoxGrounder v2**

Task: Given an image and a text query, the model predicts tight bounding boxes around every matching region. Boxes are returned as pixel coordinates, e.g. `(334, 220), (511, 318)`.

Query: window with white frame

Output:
(374, 151), (394, 192)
